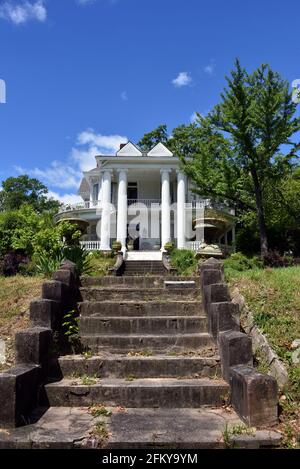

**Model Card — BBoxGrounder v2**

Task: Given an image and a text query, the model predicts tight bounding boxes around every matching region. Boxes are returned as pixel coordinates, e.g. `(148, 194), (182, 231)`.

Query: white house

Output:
(55, 141), (236, 256)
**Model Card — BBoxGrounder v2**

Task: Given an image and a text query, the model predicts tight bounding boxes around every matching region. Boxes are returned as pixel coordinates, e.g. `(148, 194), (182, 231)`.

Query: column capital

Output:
(116, 168), (128, 174)
(160, 168), (172, 175)
(100, 169), (113, 175)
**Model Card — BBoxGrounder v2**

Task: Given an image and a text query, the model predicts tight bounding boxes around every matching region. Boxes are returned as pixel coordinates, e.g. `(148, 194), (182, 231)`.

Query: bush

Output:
(0, 251), (29, 276)
(170, 249), (197, 275)
(223, 252), (262, 272)
(263, 250), (294, 268)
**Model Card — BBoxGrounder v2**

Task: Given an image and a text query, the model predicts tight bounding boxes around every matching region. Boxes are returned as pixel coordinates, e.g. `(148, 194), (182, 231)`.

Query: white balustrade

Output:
(80, 240), (101, 251)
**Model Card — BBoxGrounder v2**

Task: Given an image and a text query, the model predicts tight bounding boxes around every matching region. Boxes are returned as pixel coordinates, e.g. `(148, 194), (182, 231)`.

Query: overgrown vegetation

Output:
(0, 275), (44, 370)
(227, 265), (300, 447)
(170, 249), (198, 275)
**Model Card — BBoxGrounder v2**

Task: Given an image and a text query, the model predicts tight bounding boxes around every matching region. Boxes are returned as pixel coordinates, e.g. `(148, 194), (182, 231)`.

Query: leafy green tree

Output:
(181, 61), (300, 256)
(137, 124), (169, 150)
(210, 60), (300, 256)
(0, 175), (60, 212)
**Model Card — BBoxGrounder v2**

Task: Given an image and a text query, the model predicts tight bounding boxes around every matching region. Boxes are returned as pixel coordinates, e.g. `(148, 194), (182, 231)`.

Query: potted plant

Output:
(164, 241), (174, 254)
(127, 239), (134, 251)
(112, 240), (122, 253)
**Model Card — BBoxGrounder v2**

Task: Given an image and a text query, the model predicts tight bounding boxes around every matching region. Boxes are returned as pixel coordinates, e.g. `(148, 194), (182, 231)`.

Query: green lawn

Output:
(227, 266), (300, 447)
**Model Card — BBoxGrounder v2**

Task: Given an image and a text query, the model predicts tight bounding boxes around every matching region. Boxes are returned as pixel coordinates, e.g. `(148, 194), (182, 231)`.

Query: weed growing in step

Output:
(222, 423), (255, 448)
(125, 374), (136, 382)
(127, 349), (153, 357)
(82, 350), (93, 359)
(93, 421), (109, 440)
(89, 405), (112, 418)
(81, 374), (98, 385)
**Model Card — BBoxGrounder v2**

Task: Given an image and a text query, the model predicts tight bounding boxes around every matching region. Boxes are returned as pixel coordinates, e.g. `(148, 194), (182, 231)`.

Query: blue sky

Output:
(0, 0), (300, 203)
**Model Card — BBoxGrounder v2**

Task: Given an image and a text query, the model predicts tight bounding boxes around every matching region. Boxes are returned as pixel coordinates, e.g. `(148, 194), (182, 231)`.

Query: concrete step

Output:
(79, 316), (207, 334)
(58, 354), (220, 379)
(44, 377), (229, 408)
(81, 276), (198, 288)
(80, 287), (199, 302)
(80, 332), (213, 353)
(0, 406), (282, 449)
(78, 301), (203, 317)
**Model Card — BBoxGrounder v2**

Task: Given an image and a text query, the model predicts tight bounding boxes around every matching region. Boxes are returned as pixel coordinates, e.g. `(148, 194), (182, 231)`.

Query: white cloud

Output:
(172, 72), (192, 88)
(14, 130), (128, 195)
(204, 61), (215, 75)
(14, 161), (82, 190)
(121, 90), (128, 101)
(47, 191), (83, 206)
(0, 1), (47, 25)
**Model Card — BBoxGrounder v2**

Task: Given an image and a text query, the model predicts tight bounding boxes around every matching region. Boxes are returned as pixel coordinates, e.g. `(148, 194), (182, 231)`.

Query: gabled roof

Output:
(147, 142), (173, 157)
(116, 141), (143, 157)
(78, 177), (90, 195)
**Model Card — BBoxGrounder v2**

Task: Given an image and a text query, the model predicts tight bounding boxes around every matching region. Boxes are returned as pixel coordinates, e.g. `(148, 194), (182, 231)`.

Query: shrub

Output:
(223, 252), (262, 272)
(62, 245), (92, 275)
(0, 251), (29, 276)
(170, 249), (197, 275)
(263, 250), (294, 268)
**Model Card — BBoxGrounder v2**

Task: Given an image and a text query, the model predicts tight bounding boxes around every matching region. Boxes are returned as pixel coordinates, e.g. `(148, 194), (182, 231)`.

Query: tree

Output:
(0, 175), (60, 212)
(213, 60), (300, 256)
(137, 125), (169, 150)
(182, 61), (300, 257)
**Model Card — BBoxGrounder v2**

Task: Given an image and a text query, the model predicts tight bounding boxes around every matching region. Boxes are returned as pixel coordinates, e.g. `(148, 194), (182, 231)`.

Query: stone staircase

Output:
(123, 260), (167, 275)
(0, 261), (281, 449)
(41, 275), (240, 447)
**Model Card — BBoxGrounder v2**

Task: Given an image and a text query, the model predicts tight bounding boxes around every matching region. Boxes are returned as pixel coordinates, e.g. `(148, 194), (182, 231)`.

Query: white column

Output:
(100, 170), (112, 251)
(160, 169), (171, 250)
(116, 169), (128, 251)
(177, 171), (186, 249)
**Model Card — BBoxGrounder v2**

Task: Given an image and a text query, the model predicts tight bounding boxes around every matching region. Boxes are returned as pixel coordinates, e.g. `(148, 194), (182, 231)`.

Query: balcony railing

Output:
(57, 198), (235, 215)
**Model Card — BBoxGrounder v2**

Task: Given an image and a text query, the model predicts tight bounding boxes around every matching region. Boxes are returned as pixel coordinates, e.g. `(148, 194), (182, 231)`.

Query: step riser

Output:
(81, 276), (197, 288)
(80, 289), (199, 301)
(81, 334), (213, 353)
(79, 317), (207, 334)
(45, 384), (228, 408)
(79, 302), (203, 317)
(58, 357), (221, 379)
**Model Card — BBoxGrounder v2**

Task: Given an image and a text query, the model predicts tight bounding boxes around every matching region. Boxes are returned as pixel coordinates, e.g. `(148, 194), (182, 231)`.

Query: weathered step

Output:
(81, 276), (198, 288)
(0, 406), (282, 449)
(80, 332), (213, 353)
(78, 301), (203, 317)
(45, 377), (229, 408)
(80, 287), (199, 301)
(79, 316), (207, 334)
(58, 354), (220, 379)
(104, 408), (282, 449)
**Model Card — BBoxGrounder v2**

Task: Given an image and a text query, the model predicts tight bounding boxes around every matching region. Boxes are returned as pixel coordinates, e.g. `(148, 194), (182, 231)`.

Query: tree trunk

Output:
(251, 167), (268, 258)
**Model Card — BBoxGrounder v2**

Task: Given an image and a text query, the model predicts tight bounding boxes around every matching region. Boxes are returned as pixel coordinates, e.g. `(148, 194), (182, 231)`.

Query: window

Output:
(93, 183), (99, 201)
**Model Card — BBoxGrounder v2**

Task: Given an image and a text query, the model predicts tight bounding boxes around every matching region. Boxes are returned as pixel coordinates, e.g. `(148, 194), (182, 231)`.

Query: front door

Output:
(127, 182), (138, 202)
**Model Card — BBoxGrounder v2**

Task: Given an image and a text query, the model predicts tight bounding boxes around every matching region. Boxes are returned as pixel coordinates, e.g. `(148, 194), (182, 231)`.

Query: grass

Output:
(227, 265), (300, 448)
(0, 274), (44, 370)
(87, 252), (116, 277)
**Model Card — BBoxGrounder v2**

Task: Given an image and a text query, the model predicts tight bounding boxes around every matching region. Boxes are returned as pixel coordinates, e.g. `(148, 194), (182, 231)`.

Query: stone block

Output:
(42, 280), (66, 302)
(59, 260), (77, 277)
(0, 365), (40, 427)
(203, 283), (230, 311)
(208, 302), (240, 339)
(201, 269), (223, 289)
(230, 365), (278, 427)
(218, 331), (252, 381)
(53, 269), (74, 287)
(30, 298), (61, 330)
(199, 257), (224, 272)
(15, 327), (53, 365)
